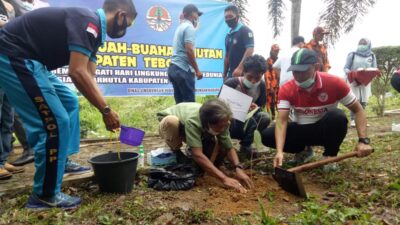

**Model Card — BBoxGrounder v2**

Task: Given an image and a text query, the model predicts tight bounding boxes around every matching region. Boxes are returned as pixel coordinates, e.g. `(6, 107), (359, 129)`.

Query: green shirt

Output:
(157, 103), (233, 149)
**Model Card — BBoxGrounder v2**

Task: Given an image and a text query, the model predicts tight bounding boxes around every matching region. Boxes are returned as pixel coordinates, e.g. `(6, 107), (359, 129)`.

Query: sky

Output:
(247, 0), (400, 78)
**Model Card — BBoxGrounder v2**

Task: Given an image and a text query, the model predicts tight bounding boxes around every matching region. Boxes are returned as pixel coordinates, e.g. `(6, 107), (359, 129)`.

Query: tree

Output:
(228, 0), (377, 44)
(371, 46), (400, 116)
(226, 0), (249, 24)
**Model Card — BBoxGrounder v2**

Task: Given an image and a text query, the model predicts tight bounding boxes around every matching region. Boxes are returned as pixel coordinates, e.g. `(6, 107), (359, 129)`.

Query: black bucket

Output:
(88, 152), (139, 194)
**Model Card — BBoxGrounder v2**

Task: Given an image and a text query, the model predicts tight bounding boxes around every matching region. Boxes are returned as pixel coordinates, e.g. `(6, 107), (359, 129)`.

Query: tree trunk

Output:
(291, 0), (302, 43)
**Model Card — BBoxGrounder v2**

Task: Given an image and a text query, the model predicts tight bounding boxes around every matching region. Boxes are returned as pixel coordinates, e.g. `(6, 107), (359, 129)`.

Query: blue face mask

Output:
(243, 78), (261, 89)
(295, 76), (315, 89)
(357, 45), (369, 52)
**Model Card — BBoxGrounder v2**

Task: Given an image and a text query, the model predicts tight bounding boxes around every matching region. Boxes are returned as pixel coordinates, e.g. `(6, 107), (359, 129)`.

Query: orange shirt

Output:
(264, 57), (279, 90)
(305, 39), (331, 72)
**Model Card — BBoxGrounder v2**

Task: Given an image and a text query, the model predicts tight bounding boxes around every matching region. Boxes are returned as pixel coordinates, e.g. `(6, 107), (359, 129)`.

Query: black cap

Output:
(183, 4), (203, 17)
(287, 49), (317, 72)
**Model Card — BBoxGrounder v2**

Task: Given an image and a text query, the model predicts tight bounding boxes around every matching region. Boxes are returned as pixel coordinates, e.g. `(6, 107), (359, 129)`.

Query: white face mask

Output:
(207, 127), (220, 136)
(243, 78), (261, 89)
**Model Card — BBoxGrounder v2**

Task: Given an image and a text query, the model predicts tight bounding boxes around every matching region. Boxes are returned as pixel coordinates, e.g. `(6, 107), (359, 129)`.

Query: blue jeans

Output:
(168, 63), (195, 104)
(0, 89), (14, 167)
(0, 54), (80, 197)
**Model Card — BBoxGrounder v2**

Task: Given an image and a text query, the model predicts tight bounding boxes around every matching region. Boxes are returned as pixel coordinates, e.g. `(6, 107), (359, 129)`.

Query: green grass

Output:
(79, 96), (215, 138)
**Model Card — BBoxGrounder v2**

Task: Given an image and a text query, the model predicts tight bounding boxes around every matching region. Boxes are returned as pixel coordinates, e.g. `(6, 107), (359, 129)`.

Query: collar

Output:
(297, 72), (323, 93)
(96, 9), (107, 45)
(229, 22), (243, 34)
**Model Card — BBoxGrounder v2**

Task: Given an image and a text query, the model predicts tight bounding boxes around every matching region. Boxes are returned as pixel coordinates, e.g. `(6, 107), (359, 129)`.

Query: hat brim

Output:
(198, 11), (203, 16)
(287, 64), (311, 72)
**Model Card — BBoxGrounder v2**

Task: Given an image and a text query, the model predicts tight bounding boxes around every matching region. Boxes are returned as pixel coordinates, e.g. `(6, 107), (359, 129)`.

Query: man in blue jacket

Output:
(0, 0), (137, 209)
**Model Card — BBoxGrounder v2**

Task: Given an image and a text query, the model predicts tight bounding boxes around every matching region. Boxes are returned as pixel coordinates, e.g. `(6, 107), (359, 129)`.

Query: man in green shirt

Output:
(157, 99), (253, 193)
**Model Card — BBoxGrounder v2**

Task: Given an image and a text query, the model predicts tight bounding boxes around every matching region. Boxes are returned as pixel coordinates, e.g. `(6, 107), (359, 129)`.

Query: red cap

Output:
(271, 44), (280, 51)
(313, 26), (329, 35)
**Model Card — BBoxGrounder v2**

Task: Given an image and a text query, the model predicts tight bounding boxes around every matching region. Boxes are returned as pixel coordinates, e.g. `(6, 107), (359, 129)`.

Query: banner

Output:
(47, 0), (229, 96)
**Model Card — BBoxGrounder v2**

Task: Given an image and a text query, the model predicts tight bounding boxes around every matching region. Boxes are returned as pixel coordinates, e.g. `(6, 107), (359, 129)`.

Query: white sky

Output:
(247, 0), (400, 78)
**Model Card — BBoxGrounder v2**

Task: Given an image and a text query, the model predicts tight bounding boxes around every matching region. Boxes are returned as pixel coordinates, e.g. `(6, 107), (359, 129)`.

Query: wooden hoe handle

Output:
(288, 148), (373, 173)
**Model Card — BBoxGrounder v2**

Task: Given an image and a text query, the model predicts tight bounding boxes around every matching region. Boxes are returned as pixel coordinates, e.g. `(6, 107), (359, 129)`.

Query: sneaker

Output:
(321, 156), (340, 172)
(0, 167), (12, 180)
(11, 150), (35, 166)
(240, 145), (260, 159)
(64, 159), (91, 175)
(289, 146), (315, 165)
(26, 192), (81, 209)
(350, 120), (356, 127)
(4, 163), (25, 174)
(322, 162), (340, 172)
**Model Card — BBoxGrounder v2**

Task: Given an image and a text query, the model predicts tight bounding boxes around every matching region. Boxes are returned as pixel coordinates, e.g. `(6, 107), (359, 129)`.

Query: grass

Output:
(79, 96), (216, 138)
(2, 94), (400, 224)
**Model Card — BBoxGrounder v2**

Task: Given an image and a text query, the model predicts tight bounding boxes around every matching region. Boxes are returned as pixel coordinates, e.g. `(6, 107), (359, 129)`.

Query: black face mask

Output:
(109, 13), (127, 39)
(225, 17), (238, 28)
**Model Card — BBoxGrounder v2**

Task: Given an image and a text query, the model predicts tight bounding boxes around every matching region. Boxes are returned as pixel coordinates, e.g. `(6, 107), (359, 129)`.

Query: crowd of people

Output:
(0, 0), (386, 210)
(164, 4), (375, 194)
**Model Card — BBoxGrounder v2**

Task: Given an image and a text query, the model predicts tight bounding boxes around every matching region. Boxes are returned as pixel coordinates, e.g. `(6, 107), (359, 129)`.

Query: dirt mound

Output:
(166, 172), (324, 217)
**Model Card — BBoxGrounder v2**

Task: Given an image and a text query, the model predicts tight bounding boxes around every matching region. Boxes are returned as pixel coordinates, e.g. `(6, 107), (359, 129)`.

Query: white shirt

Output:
(273, 46), (300, 86)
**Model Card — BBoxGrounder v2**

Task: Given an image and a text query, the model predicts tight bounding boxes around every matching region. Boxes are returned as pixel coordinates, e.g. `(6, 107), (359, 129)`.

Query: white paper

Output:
(218, 85), (253, 122)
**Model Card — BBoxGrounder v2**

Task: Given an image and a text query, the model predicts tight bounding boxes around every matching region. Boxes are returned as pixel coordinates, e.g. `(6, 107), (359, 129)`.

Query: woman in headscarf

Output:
(344, 38), (377, 127)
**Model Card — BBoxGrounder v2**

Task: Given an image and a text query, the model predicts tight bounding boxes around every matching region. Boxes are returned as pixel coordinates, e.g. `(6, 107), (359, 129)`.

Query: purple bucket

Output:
(119, 125), (145, 146)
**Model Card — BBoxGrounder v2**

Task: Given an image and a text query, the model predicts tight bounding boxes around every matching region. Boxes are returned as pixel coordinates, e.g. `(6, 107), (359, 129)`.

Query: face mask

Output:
(207, 127), (220, 136)
(295, 77), (315, 89)
(192, 19), (199, 28)
(109, 13), (128, 39)
(243, 78), (260, 89)
(357, 45), (369, 52)
(225, 17), (238, 28)
(21, 2), (34, 11)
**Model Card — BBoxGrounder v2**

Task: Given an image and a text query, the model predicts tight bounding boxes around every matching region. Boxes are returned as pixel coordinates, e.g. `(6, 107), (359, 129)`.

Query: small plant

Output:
(258, 199), (278, 225)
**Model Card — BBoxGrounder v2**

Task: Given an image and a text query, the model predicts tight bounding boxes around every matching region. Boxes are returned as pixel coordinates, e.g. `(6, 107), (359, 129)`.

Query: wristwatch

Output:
(358, 137), (370, 145)
(101, 106), (111, 115)
(234, 164), (244, 170)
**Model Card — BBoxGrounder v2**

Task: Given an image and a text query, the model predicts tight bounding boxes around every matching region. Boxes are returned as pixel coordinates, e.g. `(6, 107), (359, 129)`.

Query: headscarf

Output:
(355, 38), (373, 57)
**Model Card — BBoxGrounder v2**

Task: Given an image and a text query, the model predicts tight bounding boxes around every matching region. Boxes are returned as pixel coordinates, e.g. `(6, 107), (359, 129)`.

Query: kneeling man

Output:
(261, 49), (372, 171)
(157, 99), (253, 192)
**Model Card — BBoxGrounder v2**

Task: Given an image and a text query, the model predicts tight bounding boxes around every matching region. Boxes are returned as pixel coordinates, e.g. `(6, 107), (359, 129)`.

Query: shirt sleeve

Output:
(272, 58), (281, 69)
(225, 35), (229, 56)
(223, 78), (238, 89)
(343, 52), (354, 74)
(242, 27), (254, 48)
(277, 85), (291, 111)
(183, 25), (195, 44)
(65, 16), (99, 58)
(255, 80), (267, 107)
(337, 79), (357, 106)
(184, 120), (203, 148)
(218, 128), (233, 150)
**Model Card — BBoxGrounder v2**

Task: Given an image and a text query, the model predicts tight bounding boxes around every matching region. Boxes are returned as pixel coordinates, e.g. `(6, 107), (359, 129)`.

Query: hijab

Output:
(355, 38), (373, 57)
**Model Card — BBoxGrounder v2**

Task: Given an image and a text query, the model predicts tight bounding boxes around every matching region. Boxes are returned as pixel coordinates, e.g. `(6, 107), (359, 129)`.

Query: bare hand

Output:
(102, 110), (120, 132)
(195, 70), (203, 80)
(249, 103), (257, 112)
(232, 67), (243, 77)
(354, 143), (373, 157)
(273, 152), (284, 168)
(222, 177), (247, 193)
(235, 169), (254, 189)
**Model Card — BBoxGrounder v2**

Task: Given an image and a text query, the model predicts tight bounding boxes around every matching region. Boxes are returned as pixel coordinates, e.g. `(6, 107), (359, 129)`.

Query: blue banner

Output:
(47, 0), (229, 96)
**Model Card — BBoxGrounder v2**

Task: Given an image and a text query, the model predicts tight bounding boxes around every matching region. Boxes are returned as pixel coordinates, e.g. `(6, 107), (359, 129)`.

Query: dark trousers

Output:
(168, 63), (195, 104)
(230, 111), (271, 148)
(261, 109), (348, 156)
(177, 132), (228, 176)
